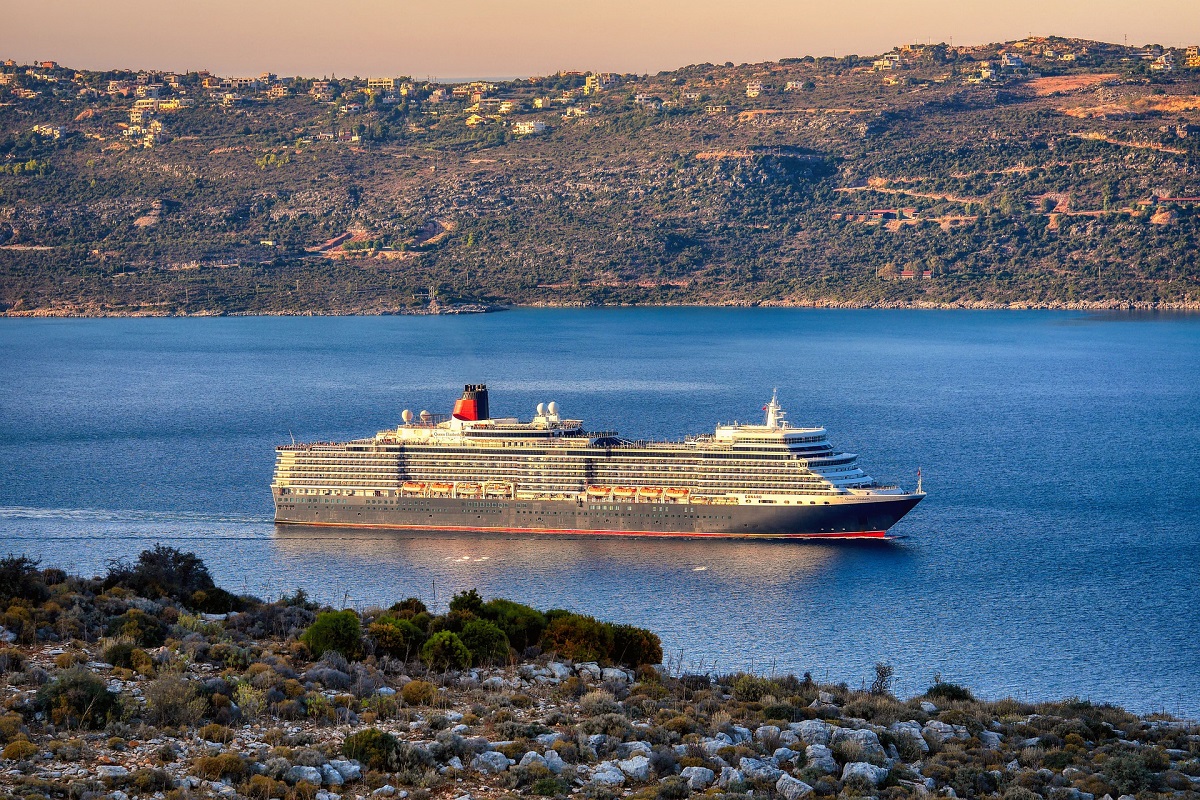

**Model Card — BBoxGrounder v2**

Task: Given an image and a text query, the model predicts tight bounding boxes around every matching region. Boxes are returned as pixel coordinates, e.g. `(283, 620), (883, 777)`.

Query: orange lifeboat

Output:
(457, 483), (482, 497)
(401, 481), (426, 494)
(485, 482), (511, 496)
(612, 487), (636, 498)
(638, 487), (663, 499)
(587, 486), (611, 497)
(692, 496), (711, 504)
(665, 487), (690, 500)
(430, 482), (453, 495)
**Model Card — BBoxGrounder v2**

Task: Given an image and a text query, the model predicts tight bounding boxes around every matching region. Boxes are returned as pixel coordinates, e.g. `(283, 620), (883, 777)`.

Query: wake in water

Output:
(0, 506), (271, 525)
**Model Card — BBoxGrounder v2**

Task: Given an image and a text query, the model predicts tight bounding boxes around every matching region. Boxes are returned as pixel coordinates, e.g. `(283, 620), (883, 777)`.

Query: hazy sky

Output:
(5, 0), (1199, 79)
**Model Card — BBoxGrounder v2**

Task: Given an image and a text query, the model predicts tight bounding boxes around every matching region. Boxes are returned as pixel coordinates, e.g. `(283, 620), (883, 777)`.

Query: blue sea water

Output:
(1, 309), (1197, 716)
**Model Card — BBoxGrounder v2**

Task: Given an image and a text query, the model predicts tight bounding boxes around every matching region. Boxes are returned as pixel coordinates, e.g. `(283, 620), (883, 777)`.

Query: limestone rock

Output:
(519, 752), (547, 769)
(776, 774), (815, 800)
(591, 761), (626, 786)
(842, 762), (889, 787)
(471, 751), (512, 774)
(805, 744), (839, 775)
(889, 721), (930, 754)
(97, 766), (130, 779)
(830, 727), (887, 760)
(285, 766), (324, 785)
(791, 720), (833, 746)
(739, 757), (783, 782)
(329, 760), (362, 781)
(718, 766), (744, 788)
(601, 667), (630, 684)
(544, 750), (567, 774)
(680, 766), (715, 790)
(980, 731), (1002, 750)
(755, 725), (782, 742)
(321, 764), (344, 786)
(618, 755), (651, 780)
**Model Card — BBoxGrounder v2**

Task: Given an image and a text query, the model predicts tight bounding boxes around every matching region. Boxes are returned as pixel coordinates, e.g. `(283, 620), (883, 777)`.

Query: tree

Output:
(420, 631), (470, 670)
(301, 610), (362, 660)
(459, 619), (510, 665)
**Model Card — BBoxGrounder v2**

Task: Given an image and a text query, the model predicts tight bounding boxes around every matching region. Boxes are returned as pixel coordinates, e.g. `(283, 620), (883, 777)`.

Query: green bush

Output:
(1104, 753), (1154, 795)
(0, 555), (49, 605)
(102, 640), (137, 668)
(105, 545), (226, 607)
(106, 609), (168, 647)
(2, 738), (37, 760)
(389, 597), (428, 616)
(926, 680), (975, 703)
(369, 617), (425, 660)
(731, 674), (778, 702)
(460, 619), (510, 665)
(344, 728), (432, 771)
(300, 610), (362, 660)
(481, 598), (546, 651)
(420, 631), (471, 670)
(541, 611), (612, 663)
(36, 666), (119, 729)
(400, 679), (438, 706)
(449, 588), (484, 614)
(609, 623), (662, 667)
(0, 647), (25, 673)
(144, 674), (206, 726)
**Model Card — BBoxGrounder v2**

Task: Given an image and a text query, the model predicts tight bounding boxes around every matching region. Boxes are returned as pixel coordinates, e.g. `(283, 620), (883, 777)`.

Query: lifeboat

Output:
(665, 487), (690, 500)
(587, 486), (611, 497)
(691, 495), (711, 504)
(430, 482), (453, 495)
(638, 487), (663, 499)
(485, 482), (511, 496)
(612, 487), (636, 498)
(457, 483), (482, 497)
(401, 481), (426, 494)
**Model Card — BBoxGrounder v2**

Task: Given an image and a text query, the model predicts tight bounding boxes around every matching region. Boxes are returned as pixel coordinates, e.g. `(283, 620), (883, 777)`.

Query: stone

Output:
(285, 766), (324, 785)
(718, 766), (744, 788)
(591, 762), (626, 786)
(980, 731), (1002, 750)
(618, 755), (651, 780)
(730, 725), (753, 744)
(481, 676), (507, 691)
(576, 662), (602, 681)
(376, 686), (397, 696)
(617, 741), (651, 758)
(773, 747), (801, 763)
(890, 721), (931, 754)
(790, 720), (833, 746)
(471, 751), (512, 774)
(776, 774), (815, 800)
(111, 792), (130, 800)
(97, 766), (130, 779)
(923, 721), (967, 745)
(1118, 796), (1136, 800)
(601, 667), (630, 684)
(818, 691), (836, 704)
(831, 727), (887, 760)
(536, 732), (562, 747)
(372, 786), (396, 797)
(329, 760), (361, 781)
(587, 734), (609, 751)
(546, 662), (573, 680)
(315, 791), (340, 800)
(680, 766), (715, 790)
(756, 725), (782, 743)
(544, 750), (567, 774)
(778, 730), (801, 747)
(519, 752), (547, 769)
(805, 745), (839, 775)
(739, 757), (783, 783)
(919, 701), (938, 713)
(842, 762), (890, 787)
(321, 764), (344, 786)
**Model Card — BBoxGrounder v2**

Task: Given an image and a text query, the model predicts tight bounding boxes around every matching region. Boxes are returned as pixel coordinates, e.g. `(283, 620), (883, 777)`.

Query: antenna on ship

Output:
(289, 429), (295, 446)
(763, 388), (784, 428)
(916, 466), (923, 494)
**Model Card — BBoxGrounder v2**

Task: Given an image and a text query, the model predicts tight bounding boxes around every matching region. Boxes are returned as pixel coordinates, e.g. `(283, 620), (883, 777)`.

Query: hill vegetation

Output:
(1, 36), (1199, 315)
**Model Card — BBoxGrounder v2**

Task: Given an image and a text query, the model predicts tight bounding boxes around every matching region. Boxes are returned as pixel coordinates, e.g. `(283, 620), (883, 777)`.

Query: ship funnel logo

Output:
(452, 383), (491, 421)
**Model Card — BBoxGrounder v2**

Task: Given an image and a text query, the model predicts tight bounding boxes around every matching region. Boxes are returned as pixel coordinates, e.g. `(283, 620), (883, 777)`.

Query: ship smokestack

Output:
(452, 384), (490, 421)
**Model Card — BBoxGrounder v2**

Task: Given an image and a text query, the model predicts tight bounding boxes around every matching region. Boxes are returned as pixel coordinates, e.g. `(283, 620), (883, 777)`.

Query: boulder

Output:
(730, 725), (754, 744)
(923, 721), (967, 745)
(376, 686), (397, 696)
(680, 766), (715, 790)
(790, 720), (833, 746)
(591, 761), (626, 786)
(776, 774), (815, 800)
(320, 764), (344, 786)
(601, 667), (630, 684)
(778, 730), (801, 747)
(443, 756), (464, 772)
(328, 762), (360, 782)
(830, 727), (887, 760)
(805, 744), (839, 775)
(587, 734), (609, 751)
(773, 747), (801, 763)
(755, 725), (782, 743)
(481, 676), (507, 691)
(919, 701), (938, 713)
(519, 752), (547, 769)
(718, 766), (744, 788)
(471, 751), (512, 774)
(739, 757), (783, 783)
(536, 732), (562, 747)
(544, 750), (567, 775)
(371, 787), (396, 798)
(97, 766), (130, 779)
(618, 755), (652, 780)
(576, 662), (602, 681)
(547, 662), (573, 680)
(285, 766), (324, 785)
(616, 741), (651, 758)
(889, 721), (930, 754)
(842, 762), (889, 787)
(980, 731), (1002, 750)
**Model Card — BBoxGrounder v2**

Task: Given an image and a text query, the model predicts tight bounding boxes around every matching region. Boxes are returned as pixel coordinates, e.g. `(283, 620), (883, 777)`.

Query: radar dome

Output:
(402, 409), (413, 423)
(548, 401), (558, 416)
(419, 409), (431, 422)
(537, 402), (546, 415)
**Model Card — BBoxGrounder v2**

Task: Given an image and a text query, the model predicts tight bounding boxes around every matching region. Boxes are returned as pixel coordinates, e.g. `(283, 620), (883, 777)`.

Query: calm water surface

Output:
(1, 310), (1197, 715)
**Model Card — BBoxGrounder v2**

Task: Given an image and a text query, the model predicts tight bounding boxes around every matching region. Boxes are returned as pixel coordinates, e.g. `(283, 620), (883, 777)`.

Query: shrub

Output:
(531, 776), (570, 796)
(580, 690), (621, 716)
(449, 589), (484, 614)
(609, 623), (662, 667)
(195, 753), (248, 780)
(106, 609), (167, 647)
(368, 618), (425, 660)
(1002, 788), (1041, 800)
(481, 598), (547, 651)
(300, 610), (362, 661)
(244, 773), (288, 800)
(926, 680), (975, 703)
(199, 723), (234, 743)
(420, 631), (470, 670)
(0, 555), (49, 605)
(36, 666), (119, 729)
(657, 776), (690, 800)
(0, 647), (25, 673)
(2, 738), (37, 760)
(1104, 753), (1153, 795)
(400, 679), (438, 706)
(105, 545), (218, 603)
(541, 611), (612, 663)
(344, 728), (432, 771)
(144, 674), (206, 726)
(731, 674), (777, 702)
(460, 619), (510, 665)
(390, 597), (428, 616)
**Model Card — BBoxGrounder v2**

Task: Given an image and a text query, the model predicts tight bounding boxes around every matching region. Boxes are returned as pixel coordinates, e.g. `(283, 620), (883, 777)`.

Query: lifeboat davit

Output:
(612, 487), (636, 498)
(402, 481), (426, 493)
(587, 486), (611, 497)
(638, 487), (663, 499)
(665, 487), (690, 499)
(430, 482), (453, 494)
(457, 483), (482, 497)
(485, 482), (511, 496)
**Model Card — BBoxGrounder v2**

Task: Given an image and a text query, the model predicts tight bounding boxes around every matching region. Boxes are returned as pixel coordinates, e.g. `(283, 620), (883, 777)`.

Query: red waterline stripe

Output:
(275, 520), (891, 540)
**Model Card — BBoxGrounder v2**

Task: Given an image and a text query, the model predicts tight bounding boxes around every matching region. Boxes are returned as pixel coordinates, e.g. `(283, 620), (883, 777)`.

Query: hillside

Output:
(1, 36), (1199, 315)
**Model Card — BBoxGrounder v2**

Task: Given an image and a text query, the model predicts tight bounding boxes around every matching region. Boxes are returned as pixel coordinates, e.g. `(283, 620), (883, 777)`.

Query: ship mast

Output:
(764, 388), (785, 428)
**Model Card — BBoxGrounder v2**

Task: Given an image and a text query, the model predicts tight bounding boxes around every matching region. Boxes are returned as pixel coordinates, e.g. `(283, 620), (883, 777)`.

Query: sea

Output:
(1, 309), (1197, 716)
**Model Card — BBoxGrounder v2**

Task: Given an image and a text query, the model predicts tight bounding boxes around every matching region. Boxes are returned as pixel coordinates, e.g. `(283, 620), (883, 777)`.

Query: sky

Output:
(5, 0), (1200, 80)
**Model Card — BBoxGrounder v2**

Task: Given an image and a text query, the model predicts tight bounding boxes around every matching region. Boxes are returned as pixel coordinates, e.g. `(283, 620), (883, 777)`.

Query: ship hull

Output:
(272, 490), (922, 540)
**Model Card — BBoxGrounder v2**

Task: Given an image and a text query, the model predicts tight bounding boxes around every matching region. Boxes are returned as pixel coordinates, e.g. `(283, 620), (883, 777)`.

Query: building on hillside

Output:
(873, 53), (904, 71)
(682, 90), (702, 101)
(231, 77), (264, 90)
(533, 96), (553, 108)
(428, 88), (448, 103)
(0, 74), (15, 86)
(368, 77), (400, 92)
(745, 80), (763, 97)
(311, 80), (333, 100)
(705, 104), (728, 114)
(465, 113), (490, 127)
(1150, 53), (1174, 71)
(512, 120), (546, 135)
(32, 123), (62, 139)
(201, 76), (223, 89)
(267, 84), (292, 99)
(584, 72), (618, 94)
(136, 83), (163, 99)
(498, 99), (521, 113)
(1000, 52), (1025, 69)
(40, 61), (58, 70)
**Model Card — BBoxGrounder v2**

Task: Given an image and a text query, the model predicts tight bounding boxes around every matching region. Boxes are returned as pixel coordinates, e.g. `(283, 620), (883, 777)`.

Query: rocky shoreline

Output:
(1, 549), (1197, 800)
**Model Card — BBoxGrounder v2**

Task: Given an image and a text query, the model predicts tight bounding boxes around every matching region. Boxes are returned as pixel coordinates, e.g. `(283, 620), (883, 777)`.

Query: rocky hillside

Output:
(1, 549), (1198, 800)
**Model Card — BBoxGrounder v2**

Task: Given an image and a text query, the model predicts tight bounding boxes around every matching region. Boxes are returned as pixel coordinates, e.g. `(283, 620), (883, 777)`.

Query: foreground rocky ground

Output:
(1, 549), (1197, 800)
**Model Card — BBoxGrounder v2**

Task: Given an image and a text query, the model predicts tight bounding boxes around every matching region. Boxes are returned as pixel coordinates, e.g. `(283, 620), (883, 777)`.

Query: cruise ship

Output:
(271, 385), (924, 539)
